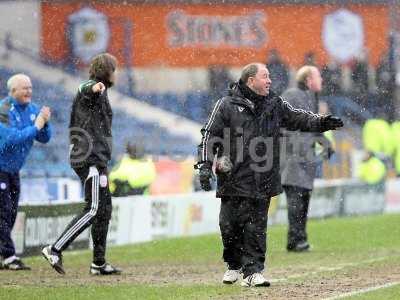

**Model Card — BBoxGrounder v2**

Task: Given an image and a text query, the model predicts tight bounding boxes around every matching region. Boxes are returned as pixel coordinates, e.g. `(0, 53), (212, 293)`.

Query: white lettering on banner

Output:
(109, 197), (152, 245)
(151, 201), (170, 238)
(183, 203), (203, 235)
(25, 215), (89, 247)
(167, 10), (267, 48)
(154, 193), (220, 237)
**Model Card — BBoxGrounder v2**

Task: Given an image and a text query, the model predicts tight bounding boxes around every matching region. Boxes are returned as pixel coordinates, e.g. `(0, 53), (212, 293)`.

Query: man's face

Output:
(12, 77), (32, 104)
(307, 68), (322, 93)
(248, 65), (272, 96)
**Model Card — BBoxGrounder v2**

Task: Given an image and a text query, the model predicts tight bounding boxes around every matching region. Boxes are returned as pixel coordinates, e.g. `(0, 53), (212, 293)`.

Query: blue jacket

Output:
(0, 97), (52, 173)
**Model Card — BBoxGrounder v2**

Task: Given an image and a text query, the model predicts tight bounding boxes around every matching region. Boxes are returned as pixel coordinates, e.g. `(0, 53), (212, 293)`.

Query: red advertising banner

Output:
(41, 3), (389, 67)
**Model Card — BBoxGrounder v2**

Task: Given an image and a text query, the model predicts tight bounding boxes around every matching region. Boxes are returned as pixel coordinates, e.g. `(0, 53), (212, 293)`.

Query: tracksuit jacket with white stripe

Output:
(197, 81), (327, 199)
(69, 80), (113, 169)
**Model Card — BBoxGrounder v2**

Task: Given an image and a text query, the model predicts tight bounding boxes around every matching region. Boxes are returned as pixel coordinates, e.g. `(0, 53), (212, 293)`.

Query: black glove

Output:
(323, 147), (335, 160)
(196, 162), (214, 191)
(321, 115), (343, 131)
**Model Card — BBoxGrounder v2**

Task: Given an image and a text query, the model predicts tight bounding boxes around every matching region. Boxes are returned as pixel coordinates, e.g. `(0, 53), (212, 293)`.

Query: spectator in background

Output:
(281, 66), (334, 252)
(352, 51), (369, 94)
(351, 50), (370, 110)
(0, 74), (51, 270)
(321, 60), (343, 96)
(2, 32), (12, 60)
(376, 53), (395, 121)
(303, 52), (317, 66)
(109, 142), (156, 196)
(266, 49), (289, 95)
(207, 65), (232, 120)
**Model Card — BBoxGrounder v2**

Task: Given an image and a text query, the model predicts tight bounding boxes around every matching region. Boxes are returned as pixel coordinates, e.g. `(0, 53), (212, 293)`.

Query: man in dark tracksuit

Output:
(195, 63), (343, 287)
(42, 53), (121, 276)
(281, 66), (334, 252)
(0, 74), (51, 271)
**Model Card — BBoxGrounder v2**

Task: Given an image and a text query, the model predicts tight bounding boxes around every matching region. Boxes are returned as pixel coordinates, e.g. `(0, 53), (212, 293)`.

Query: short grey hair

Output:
(295, 66), (316, 84)
(7, 73), (31, 92)
(240, 63), (264, 84)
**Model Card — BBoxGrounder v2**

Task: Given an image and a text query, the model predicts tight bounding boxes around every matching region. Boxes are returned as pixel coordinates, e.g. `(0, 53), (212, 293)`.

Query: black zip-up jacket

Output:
(197, 81), (326, 199)
(69, 79), (113, 169)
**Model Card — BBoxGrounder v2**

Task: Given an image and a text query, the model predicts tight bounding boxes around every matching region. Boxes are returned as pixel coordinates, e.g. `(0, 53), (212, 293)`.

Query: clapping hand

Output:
(40, 106), (51, 122)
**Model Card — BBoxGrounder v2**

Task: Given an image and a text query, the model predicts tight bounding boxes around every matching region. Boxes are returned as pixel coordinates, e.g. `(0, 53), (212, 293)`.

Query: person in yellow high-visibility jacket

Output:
(363, 119), (394, 157)
(391, 121), (400, 176)
(109, 142), (156, 196)
(357, 152), (387, 185)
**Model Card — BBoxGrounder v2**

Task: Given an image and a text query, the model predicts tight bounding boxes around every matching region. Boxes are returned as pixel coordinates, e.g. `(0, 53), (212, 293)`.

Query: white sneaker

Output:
(241, 272), (270, 287)
(222, 269), (241, 284)
(41, 245), (65, 275)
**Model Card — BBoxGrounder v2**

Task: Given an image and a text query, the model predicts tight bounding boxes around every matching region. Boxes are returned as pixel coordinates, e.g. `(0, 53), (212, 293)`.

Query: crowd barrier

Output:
(14, 178), (400, 256)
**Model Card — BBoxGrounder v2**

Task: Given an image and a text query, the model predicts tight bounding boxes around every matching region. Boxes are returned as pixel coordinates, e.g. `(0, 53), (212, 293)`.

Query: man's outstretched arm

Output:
(279, 97), (343, 132)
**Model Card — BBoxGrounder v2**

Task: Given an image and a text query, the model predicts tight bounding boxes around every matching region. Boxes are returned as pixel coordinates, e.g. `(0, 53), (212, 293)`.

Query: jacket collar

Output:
(8, 96), (28, 110)
(229, 81), (278, 115)
(297, 81), (309, 91)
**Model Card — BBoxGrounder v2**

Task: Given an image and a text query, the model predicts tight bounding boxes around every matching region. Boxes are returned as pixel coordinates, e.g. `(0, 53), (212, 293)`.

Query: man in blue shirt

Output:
(0, 74), (51, 270)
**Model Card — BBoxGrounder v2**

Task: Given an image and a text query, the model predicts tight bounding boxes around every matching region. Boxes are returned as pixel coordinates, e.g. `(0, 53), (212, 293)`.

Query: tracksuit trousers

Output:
(0, 171), (20, 259)
(219, 196), (271, 278)
(283, 185), (311, 248)
(52, 166), (112, 265)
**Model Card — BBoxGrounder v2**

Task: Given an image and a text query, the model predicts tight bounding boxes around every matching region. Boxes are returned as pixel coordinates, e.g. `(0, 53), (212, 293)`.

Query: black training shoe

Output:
(287, 241), (311, 252)
(42, 245), (65, 275)
(2, 257), (31, 270)
(90, 263), (122, 275)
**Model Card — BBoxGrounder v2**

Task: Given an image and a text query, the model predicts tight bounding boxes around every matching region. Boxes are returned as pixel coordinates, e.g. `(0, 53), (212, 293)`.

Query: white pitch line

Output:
(270, 255), (396, 283)
(323, 281), (400, 300)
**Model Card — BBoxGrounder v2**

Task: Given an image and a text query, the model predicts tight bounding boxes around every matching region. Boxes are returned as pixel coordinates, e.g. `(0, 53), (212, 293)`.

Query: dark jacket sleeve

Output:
(35, 123), (52, 144)
(197, 98), (227, 165)
(279, 97), (325, 132)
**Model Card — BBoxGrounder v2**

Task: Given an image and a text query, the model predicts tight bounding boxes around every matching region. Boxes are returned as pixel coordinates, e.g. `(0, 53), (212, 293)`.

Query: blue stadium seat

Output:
(0, 67), (196, 177)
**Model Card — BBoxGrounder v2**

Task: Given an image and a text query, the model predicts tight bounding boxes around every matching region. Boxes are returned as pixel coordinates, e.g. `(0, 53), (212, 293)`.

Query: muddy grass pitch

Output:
(1, 214), (400, 300)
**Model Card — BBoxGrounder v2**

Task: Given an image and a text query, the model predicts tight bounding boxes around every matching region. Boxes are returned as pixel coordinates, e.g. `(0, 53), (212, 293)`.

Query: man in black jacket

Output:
(42, 53), (121, 276)
(195, 62), (343, 287)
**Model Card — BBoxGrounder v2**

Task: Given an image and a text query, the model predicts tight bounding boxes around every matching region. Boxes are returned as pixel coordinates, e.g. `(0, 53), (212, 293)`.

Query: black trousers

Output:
(219, 196), (270, 278)
(0, 171), (20, 259)
(283, 185), (311, 248)
(53, 166), (112, 265)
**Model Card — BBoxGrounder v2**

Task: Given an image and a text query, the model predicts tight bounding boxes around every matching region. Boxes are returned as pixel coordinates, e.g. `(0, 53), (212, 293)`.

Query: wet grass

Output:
(1, 213), (399, 299)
